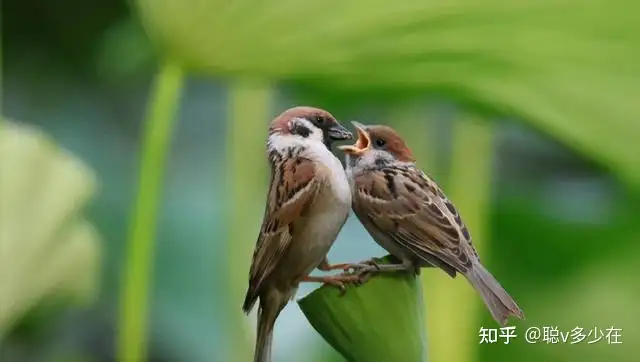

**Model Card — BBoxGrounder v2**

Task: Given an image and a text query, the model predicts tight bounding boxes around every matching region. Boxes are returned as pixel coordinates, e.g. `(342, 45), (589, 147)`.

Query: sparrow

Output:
(338, 121), (524, 326)
(243, 107), (363, 362)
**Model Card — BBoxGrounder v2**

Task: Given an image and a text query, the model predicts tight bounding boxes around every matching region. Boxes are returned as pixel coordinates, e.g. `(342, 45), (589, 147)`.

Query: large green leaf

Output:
(0, 119), (101, 337)
(298, 255), (427, 362)
(136, 0), (640, 187)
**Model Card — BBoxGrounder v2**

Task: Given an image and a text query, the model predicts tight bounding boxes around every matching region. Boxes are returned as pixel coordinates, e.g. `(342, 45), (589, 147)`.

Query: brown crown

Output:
(269, 106), (335, 134)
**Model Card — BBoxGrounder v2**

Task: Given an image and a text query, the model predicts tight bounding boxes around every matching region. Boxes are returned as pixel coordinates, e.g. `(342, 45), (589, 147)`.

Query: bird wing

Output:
(352, 165), (479, 276)
(243, 155), (322, 312)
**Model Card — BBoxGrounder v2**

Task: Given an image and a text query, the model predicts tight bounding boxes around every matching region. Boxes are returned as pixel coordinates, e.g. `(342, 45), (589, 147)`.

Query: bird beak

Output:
(327, 122), (354, 141)
(338, 121), (370, 155)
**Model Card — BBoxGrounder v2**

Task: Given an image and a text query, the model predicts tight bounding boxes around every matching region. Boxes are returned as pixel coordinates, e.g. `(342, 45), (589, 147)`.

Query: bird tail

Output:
(254, 296), (284, 362)
(466, 262), (524, 326)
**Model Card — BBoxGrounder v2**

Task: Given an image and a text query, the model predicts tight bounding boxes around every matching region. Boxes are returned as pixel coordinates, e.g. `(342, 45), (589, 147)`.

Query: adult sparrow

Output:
(339, 122), (524, 326)
(243, 107), (362, 362)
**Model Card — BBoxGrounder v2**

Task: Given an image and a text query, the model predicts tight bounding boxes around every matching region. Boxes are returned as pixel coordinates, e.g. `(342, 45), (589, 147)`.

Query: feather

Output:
(243, 154), (321, 313)
(353, 164), (475, 274)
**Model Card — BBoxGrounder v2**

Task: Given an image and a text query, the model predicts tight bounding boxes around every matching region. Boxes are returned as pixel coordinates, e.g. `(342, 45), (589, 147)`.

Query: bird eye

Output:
(375, 138), (386, 147)
(315, 116), (324, 125)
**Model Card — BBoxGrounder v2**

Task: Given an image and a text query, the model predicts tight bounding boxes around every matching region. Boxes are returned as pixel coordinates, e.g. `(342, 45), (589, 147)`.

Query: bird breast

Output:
(293, 142), (352, 253)
(286, 160), (351, 285)
(305, 141), (352, 207)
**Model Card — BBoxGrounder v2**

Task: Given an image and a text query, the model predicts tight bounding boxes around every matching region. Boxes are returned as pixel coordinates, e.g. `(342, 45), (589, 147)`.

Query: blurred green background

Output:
(2, 0), (639, 362)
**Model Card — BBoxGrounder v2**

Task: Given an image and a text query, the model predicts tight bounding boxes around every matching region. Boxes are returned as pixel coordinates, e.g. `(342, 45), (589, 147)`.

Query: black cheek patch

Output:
(291, 123), (311, 138)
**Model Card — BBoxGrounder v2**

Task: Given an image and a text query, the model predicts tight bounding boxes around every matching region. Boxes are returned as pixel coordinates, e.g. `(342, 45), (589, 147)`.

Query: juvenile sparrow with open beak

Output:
(243, 107), (363, 362)
(338, 122), (524, 326)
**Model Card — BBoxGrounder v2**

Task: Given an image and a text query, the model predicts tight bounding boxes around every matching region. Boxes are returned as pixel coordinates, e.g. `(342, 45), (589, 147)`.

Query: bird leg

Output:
(344, 257), (411, 273)
(344, 259), (418, 284)
(364, 263), (413, 272)
(317, 257), (378, 273)
(302, 274), (365, 295)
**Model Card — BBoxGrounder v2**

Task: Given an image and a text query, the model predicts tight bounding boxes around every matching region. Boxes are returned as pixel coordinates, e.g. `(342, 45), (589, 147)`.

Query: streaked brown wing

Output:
(352, 165), (477, 275)
(243, 156), (321, 311)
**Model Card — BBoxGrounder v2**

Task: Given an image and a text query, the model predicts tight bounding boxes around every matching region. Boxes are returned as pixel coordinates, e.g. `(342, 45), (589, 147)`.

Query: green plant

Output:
(116, 61), (184, 362)
(135, 0), (640, 189)
(225, 80), (274, 362)
(299, 255), (427, 362)
(0, 118), (101, 338)
(125, 0), (640, 361)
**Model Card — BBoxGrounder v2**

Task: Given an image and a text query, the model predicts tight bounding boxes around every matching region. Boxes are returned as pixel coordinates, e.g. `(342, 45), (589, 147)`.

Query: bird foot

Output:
(361, 258), (383, 270)
(335, 259), (383, 285)
(340, 259), (414, 283)
(319, 262), (364, 273)
(341, 258), (383, 274)
(303, 275), (364, 295)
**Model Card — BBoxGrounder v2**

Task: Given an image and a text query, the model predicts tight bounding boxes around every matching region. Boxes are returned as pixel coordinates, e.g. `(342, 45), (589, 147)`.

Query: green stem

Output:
(426, 114), (494, 362)
(387, 102), (435, 348)
(226, 80), (273, 362)
(116, 61), (184, 362)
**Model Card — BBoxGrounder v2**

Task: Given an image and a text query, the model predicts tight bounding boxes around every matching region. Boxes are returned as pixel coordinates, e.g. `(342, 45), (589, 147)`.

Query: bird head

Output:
(269, 106), (352, 148)
(339, 121), (415, 167)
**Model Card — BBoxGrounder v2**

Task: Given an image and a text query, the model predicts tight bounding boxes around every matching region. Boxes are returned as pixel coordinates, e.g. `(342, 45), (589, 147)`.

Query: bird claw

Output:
(322, 275), (364, 296)
(341, 259), (382, 274)
(342, 264), (368, 273)
(362, 258), (383, 271)
(353, 268), (374, 285)
(319, 262), (372, 273)
(319, 258), (386, 292)
(335, 264), (378, 287)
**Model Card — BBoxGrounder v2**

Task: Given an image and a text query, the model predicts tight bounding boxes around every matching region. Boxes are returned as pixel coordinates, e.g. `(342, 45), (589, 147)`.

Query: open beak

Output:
(327, 122), (353, 141)
(338, 121), (370, 155)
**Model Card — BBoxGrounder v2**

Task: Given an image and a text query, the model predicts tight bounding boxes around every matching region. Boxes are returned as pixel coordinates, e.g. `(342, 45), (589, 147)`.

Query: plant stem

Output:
(116, 61), (184, 362)
(226, 79), (272, 362)
(388, 101), (435, 349)
(424, 113), (493, 362)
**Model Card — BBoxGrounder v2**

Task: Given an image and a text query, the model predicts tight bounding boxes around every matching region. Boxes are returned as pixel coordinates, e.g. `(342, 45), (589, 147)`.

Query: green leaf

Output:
(95, 17), (155, 83)
(135, 0), (640, 187)
(298, 255), (427, 362)
(0, 119), (101, 337)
